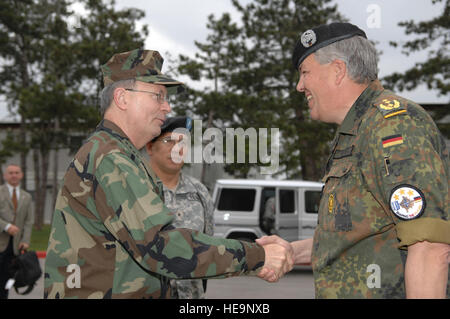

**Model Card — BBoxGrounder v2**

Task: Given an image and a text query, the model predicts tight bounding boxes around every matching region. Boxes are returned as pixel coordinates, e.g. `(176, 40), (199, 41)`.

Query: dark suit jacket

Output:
(0, 184), (34, 255)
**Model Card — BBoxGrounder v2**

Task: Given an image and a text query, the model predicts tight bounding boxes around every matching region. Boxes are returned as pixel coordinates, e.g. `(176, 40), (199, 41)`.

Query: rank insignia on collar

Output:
(389, 184), (426, 220)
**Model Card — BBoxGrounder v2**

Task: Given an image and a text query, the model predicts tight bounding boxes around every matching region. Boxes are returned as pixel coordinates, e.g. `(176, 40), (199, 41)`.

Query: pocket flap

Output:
(385, 158), (415, 184)
(322, 161), (353, 183)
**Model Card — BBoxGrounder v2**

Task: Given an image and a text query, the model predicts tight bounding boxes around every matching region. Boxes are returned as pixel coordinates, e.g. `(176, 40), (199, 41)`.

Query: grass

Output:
(30, 224), (51, 252)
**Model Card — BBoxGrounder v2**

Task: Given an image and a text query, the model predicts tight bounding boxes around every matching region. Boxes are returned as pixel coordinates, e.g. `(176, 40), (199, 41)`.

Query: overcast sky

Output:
(112, 0), (448, 102)
(0, 0), (447, 121)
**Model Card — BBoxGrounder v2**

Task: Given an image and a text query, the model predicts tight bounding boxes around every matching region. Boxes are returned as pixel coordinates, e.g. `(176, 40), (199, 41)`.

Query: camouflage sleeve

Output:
(362, 106), (450, 249)
(94, 151), (265, 279)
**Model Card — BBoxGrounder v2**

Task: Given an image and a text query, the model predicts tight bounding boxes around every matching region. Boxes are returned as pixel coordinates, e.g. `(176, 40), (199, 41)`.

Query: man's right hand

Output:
(7, 224), (19, 236)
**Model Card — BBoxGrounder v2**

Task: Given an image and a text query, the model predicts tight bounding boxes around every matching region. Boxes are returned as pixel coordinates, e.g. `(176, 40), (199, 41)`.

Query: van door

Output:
(298, 188), (321, 239)
(275, 188), (298, 242)
(213, 186), (261, 239)
(260, 187), (275, 235)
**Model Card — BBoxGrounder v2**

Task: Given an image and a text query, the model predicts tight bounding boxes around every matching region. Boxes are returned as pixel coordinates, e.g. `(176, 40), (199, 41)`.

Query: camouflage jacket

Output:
(44, 120), (264, 299)
(163, 173), (214, 299)
(312, 80), (450, 299)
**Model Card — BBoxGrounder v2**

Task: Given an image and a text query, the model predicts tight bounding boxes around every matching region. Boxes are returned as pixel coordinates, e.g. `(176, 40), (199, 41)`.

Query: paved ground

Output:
(8, 259), (314, 299)
(206, 266), (314, 299)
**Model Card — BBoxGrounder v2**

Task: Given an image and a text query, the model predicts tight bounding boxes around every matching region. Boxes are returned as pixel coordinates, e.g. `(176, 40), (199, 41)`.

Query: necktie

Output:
(12, 188), (18, 212)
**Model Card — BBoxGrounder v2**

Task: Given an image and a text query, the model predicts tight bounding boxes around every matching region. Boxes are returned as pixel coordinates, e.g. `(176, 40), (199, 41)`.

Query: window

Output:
(305, 190), (321, 214)
(279, 189), (295, 214)
(217, 188), (256, 211)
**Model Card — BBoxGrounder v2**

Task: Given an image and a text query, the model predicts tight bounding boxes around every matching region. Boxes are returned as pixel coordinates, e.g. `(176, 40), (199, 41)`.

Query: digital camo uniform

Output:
(162, 173), (214, 299)
(312, 79), (450, 298)
(44, 49), (265, 299)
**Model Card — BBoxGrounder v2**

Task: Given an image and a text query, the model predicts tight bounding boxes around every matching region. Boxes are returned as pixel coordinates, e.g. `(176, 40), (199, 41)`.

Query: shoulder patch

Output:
(374, 98), (407, 119)
(389, 184), (426, 220)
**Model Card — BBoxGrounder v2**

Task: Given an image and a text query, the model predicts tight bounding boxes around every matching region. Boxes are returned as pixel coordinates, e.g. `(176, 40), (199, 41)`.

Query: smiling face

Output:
(126, 81), (172, 144)
(296, 54), (339, 124)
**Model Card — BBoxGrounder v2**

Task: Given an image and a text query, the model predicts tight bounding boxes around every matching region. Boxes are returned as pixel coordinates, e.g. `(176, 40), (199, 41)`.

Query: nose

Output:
(162, 100), (171, 113)
(296, 75), (305, 93)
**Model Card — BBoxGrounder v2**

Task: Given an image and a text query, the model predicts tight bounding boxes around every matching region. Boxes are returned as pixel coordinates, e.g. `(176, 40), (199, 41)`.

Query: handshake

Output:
(255, 236), (312, 283)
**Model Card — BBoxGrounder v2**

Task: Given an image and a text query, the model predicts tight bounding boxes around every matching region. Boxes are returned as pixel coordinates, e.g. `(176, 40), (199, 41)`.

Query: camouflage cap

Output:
(292, 22), (367, 70)
(101, 49), (185, 95)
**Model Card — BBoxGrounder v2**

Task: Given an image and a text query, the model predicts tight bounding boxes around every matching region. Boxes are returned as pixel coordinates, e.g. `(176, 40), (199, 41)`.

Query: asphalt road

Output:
(8, 260), (315, 299)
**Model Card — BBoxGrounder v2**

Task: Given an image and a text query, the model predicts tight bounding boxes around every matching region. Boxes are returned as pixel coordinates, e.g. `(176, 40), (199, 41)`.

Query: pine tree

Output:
(174, 0), (344, 180)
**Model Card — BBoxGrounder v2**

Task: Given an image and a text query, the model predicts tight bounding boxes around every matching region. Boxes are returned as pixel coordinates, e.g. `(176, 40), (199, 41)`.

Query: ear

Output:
(112, 87), (129, 111)
(333, 59), (347, 86)
(145, 142), (154, 156)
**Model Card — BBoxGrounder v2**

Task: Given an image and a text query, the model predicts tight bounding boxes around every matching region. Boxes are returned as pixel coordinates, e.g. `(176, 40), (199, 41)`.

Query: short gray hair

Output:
(314, 36), (378, 84)
(99, 78), (136, 115)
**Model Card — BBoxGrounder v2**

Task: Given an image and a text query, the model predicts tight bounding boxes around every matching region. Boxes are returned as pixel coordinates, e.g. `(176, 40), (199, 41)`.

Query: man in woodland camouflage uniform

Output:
(145, 116), (214, 299)
(44, 49), (293, 299)
(258, 23), (449, 298)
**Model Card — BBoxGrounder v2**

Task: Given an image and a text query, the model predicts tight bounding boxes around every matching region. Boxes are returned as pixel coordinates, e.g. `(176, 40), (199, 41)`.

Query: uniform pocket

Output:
(384, 158), (415, 185)
(319, 161), (353, 232)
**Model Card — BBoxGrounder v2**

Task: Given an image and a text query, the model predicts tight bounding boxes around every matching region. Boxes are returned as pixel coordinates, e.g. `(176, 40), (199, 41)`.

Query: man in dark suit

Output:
(0, 164), (34, 299)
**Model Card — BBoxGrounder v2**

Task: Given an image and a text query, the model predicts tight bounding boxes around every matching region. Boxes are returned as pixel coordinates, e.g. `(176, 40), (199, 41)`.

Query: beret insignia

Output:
(300, 30), (317, 48)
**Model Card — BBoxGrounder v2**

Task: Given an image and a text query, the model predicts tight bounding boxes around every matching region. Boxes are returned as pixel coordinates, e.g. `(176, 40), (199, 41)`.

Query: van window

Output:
(279, 189), (295, 214)
(217, 188), (256, 211)
(305, 190), (321, 214)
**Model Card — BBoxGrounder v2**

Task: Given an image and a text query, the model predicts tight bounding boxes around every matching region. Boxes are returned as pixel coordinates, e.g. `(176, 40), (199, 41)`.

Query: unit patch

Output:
(389, 184), (426, 220)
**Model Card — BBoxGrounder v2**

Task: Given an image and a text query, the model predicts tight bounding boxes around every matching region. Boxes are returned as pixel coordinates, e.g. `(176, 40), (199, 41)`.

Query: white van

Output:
(212, 179), (323, 242)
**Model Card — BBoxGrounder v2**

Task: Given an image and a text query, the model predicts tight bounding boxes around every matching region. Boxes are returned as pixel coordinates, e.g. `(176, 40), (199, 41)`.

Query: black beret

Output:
(292, 22), (367, 70)
(152, 116), (192, 142)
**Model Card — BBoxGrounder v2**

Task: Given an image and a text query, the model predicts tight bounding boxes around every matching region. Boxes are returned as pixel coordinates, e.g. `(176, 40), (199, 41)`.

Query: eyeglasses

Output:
(157, 136), (186, 147)
(125, 88), (172, 104)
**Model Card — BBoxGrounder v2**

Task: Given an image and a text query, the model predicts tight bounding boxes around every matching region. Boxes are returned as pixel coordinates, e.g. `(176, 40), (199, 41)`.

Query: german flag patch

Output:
(382, 134), (403, 148)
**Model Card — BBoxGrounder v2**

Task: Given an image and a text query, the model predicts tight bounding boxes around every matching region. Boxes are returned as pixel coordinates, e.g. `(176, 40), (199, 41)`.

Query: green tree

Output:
(0, 0), (49, 189)
(174, 13), (243, 182)
(383, 0), (449, 137)
(175, 0), (343, 181)
(0, 0), (148, 229)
